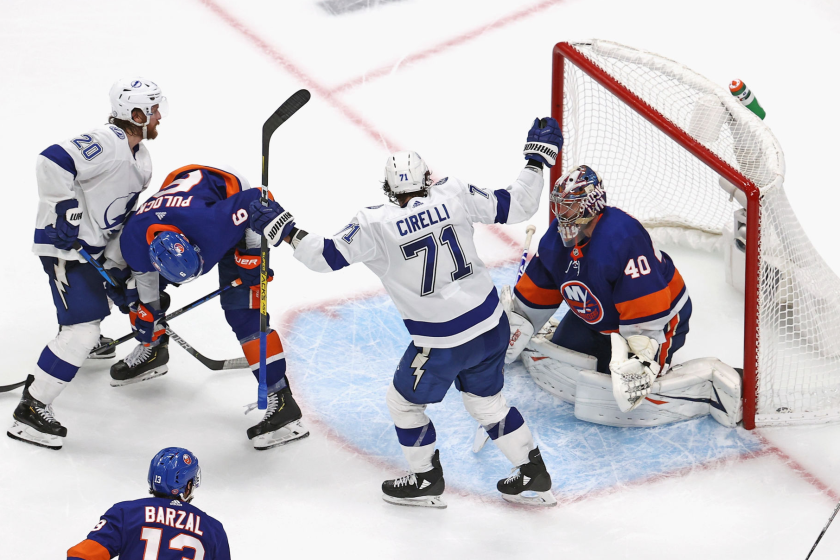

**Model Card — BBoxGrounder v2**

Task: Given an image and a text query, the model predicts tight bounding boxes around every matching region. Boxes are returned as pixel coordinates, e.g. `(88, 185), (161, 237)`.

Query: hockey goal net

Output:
(552, 40), (840, 428)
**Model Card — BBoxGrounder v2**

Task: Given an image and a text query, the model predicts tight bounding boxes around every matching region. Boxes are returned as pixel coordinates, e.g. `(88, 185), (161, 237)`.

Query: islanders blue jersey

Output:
(514, 207), (688, 342)
(121, 165), (260, 275)
(67, 496), (230, 560)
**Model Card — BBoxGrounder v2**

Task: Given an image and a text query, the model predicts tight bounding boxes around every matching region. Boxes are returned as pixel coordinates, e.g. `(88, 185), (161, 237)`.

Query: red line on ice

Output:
(328, 0), (566, 95)
(198, 0), (402, 152)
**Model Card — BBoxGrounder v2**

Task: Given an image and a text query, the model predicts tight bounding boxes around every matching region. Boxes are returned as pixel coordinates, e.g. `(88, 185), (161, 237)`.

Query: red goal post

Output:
(550, 40), (840, 429)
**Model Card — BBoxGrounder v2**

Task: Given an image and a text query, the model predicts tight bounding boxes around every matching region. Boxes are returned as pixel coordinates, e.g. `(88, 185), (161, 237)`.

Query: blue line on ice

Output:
(286, 264), (764, 498)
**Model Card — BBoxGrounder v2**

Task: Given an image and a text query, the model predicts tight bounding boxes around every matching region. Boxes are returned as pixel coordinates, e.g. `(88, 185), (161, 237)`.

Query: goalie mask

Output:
(383, 151), (432, 206)
(550, 165), (607, 247)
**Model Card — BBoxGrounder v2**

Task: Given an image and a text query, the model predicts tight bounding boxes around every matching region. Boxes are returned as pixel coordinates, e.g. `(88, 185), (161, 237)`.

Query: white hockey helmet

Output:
(384, 151), (431, 199)
(109, 77), (169, 121)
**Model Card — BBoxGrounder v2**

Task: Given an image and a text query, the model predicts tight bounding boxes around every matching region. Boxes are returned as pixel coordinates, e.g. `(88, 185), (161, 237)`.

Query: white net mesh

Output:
(559, 40), (840, 426)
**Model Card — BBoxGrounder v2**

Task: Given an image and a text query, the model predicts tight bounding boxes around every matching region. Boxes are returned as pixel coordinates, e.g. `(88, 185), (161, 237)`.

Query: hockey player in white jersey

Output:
(7, 77), (167, 450)
(249, 118), (563, 507)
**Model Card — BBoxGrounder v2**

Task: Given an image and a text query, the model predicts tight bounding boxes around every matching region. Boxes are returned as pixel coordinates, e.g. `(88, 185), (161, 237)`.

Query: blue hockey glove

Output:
(131, 303), (166, 346)
(523, 117), (563, 167)
(234, 248), (274, 287)
(249, 199), (296, 247)
(44, 199), (83, 251)
(104, 268), (138, 314)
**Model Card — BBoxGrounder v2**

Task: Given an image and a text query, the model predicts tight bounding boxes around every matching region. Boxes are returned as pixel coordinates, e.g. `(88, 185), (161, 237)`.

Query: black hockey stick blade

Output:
(262, 89), (311, 186)
(0, 380), (25, 393)
(166, 329), (249, 371)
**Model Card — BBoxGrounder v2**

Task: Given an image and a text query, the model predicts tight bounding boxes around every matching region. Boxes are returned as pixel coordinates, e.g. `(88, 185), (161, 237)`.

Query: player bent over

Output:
(505, 166), (742, 427)
(67, 447), (231, 560)
(115, 165), (308, 449)
(251, 119), (563, 507)
(7, 78), (166, 450)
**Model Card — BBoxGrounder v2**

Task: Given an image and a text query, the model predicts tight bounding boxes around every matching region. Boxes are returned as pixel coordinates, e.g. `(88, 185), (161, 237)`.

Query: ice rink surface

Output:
(2, 0), (840, 558)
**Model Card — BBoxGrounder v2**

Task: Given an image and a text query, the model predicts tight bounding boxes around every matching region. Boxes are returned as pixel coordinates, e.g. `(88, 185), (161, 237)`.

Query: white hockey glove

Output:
(609, 333), (661, 412)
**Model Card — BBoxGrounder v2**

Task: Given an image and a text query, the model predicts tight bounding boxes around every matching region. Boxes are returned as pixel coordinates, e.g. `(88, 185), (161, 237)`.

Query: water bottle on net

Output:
(729, 79), (766, 120)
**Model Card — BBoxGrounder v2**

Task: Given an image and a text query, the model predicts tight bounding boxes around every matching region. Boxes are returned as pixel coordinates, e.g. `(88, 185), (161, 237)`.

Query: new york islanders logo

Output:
(173, 243), (185, 254)
(182, 454), (192, 465)
(560, 281), (603, 324)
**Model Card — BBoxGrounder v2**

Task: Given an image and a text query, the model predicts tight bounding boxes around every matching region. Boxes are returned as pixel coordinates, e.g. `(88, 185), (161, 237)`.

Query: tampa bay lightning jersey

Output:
(33, 124), (153, 261)
(68, 496), (230, 560)
(514, 206), (689, 342)
(121, 164), (259, 280)
(293, 167), (544, 348)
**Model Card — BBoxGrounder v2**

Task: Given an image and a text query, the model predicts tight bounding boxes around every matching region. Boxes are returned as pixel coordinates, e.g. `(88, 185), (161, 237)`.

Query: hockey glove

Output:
(44, 199), (83, 251)
(131, 303), (166, 346)
(249, 199), (296, 247)
(609, 333), (661, 412)
(523, 117), (563, 168)
(104, 268), (138, 314)
(506, 311), (535, 364)
(234, 248), (274, 287)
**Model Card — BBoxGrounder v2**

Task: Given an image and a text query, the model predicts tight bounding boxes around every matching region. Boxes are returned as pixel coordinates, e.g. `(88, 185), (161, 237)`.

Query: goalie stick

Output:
(258, 89), (311, 410)
(805, 500), (840, 560)
(472, 224), (537, 454)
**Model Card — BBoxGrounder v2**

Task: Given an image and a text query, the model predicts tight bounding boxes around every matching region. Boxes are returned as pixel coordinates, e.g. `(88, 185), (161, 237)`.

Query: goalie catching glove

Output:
(249, 199), (295, 247)
(609, 333), (660, 412)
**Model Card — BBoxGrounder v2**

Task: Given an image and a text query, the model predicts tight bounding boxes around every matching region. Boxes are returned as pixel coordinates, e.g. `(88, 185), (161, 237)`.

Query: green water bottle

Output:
(729, 79), (766, 120)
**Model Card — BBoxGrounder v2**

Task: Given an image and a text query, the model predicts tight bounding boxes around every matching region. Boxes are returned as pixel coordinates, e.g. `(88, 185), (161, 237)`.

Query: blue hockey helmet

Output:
(550, 165), (607, 247)
(148, 447), (201, 501)
(149, 231), (204, 284)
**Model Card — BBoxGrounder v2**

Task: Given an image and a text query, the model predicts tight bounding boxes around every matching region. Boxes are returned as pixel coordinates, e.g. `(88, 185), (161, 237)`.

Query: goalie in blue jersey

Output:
(505, 165), (742, 428)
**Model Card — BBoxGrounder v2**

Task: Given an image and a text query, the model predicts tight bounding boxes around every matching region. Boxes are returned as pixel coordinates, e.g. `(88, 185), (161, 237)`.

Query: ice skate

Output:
(110, 336), (169, 387)
(7, 375), (66, 450)
(88, 335), (115, 360)
(497, 447), (556, 507)
(382, 449), (447, 509)
(247, 386), (309, 450)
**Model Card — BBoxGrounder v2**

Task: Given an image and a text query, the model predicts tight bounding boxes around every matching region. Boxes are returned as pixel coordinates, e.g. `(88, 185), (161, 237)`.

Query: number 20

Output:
(624, 256), (651, 279)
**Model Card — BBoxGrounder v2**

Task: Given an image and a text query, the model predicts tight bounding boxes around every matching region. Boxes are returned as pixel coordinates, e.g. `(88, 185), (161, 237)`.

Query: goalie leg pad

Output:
(521, 336), (597, 403)
(574, 358), (743, 427)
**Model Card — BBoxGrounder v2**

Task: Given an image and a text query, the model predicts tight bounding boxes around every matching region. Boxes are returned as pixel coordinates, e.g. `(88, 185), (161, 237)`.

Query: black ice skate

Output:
(88, 334), (116, 360)
(110, 336), (169, 387)
(497, 447), (556, 507)
(382, 449), (446, 509)
(7, 375), (67, 450)
(247, 386), (309, 450)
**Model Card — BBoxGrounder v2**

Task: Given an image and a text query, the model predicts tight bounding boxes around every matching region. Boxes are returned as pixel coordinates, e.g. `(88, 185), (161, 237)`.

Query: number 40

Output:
(624, 256), (651, 279)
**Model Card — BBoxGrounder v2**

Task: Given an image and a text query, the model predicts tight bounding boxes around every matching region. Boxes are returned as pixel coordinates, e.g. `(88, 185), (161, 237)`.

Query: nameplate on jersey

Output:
(396, 204), (451, 237)
(136, 196), (194, 215)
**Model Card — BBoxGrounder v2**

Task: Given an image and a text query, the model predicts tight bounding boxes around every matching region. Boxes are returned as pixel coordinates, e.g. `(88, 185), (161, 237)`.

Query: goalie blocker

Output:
(518, 327), (742, 428)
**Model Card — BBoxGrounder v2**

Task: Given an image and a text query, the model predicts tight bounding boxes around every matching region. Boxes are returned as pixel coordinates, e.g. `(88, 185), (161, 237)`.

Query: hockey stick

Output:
(73, 242), (117, 286)
(259, 89), (311, 410)
(805, 500), (840, 560)
(473, 224), (537, 454)
(166, 328), (249, 371)
(0, 380), (26, 393)
(90, 280), (243, 356)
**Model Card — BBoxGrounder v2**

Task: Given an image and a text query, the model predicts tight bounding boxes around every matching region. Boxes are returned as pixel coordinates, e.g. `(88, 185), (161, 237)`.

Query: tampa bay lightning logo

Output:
(109, 125), (125, 140)
(433, 177), (448, 186)
(101, 192), (141, 230)
(131, 80), (142, 88)
(365, 204), (384, 210)
(560, 281), (603, 324)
